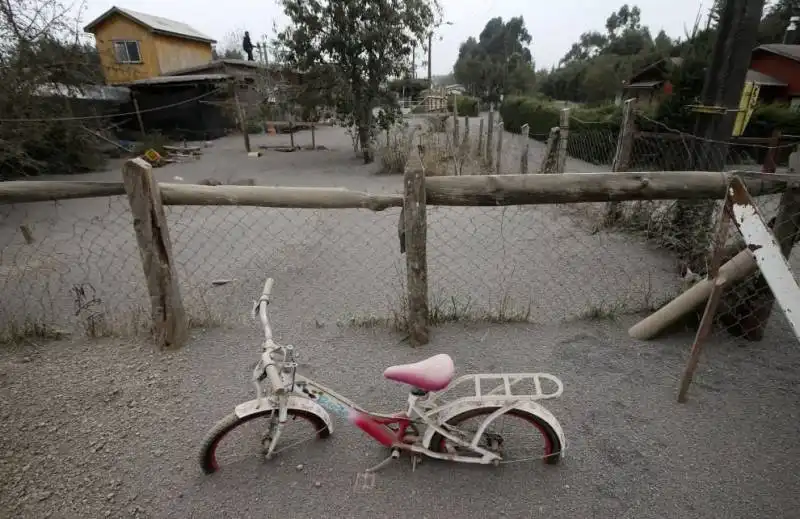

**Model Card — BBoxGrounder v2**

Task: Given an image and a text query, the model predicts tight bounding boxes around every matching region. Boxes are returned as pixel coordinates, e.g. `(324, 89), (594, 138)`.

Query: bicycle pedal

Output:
(353, 471), (376, 491)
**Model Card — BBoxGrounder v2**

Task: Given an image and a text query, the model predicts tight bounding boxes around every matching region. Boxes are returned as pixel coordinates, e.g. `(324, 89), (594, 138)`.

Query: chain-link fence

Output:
(0, 196), (147, 341)
(2, 121), (799, 346)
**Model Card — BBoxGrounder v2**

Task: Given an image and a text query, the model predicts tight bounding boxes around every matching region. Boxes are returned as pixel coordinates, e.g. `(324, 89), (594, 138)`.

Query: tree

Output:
(452, 16), (535, 102)
(758, 0), (800, 43)
(1, 0), (111, 179)
(538, 4), (668, 103)
(276, 0), (438, 163)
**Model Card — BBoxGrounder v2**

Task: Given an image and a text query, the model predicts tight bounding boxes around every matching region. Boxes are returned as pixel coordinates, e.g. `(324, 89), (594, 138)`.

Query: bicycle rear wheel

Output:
(199, 408), (330, 474)
(429, 407), (562, 465)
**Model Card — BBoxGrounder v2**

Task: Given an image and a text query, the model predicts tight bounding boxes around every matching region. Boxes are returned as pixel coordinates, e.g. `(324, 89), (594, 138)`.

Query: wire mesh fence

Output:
(1, 121), (799, 347)
(163, 205), (406, 334)
(0, 196), (148, 341)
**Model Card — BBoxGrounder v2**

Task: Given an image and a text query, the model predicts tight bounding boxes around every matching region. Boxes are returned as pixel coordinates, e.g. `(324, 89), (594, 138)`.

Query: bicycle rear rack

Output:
(423, 373), (563, 409)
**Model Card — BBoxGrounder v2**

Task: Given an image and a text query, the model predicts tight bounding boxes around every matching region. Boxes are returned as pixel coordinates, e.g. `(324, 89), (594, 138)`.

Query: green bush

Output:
(499, 96), (621, 165)
(447, 95), (479, 117)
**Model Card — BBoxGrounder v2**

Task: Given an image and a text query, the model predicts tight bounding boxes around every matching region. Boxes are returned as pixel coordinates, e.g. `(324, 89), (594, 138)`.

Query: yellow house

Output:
(83, 6), (217, 85)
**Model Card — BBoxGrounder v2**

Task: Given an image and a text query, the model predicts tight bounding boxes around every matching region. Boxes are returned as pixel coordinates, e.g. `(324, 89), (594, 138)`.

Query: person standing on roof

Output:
(242, 31), (254, 61)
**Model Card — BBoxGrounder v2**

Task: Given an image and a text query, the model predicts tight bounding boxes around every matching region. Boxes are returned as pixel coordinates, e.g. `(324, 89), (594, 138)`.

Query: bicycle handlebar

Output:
(257, 277), (275, 344)
(262, 278), (274, 298)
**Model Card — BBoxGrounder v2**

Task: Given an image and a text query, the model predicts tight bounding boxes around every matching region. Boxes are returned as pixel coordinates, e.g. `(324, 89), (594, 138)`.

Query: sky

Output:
(80, 0), (715, 74)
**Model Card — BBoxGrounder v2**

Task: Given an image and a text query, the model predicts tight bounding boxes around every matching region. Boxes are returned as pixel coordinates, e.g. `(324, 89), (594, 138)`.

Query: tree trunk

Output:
(358, 125), (372, 164)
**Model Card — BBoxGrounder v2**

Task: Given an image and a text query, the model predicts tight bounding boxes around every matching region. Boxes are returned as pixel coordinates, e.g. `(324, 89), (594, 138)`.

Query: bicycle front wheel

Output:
(429, 407), (563, 465)
(199, 408), (330, 474)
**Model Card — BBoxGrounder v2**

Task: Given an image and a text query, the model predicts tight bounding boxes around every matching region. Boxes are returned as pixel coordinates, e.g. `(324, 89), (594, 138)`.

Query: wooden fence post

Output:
(495, 122), (504, 174)
(556, 108), (570, 173)
(132, 94), (146, 138)
(122, 158), (188, 349)
(463, 115), (470, 148)
(607, 98), (636, 222)
(486, 107), (495, 168)
(477, 117), (485, 158)
(539, 127), (559, 173)
(520, 123), (530, 175)
(233, 89), (251, 153)
(403, 167), (429, 346)
(762, 129), (781, 173)
(453, 95), (460, 144)
(311, 122), (316, 150)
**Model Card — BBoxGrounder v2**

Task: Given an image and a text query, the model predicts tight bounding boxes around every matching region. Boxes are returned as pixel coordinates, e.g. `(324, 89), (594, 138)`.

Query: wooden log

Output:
(424, 171), (790, 207)
(629, 248), (758, 340)
(158, 183), (402, 211)
(403, 166), (429, 346)
(0, 181), (126, 204)
(122, 158), (188, 349)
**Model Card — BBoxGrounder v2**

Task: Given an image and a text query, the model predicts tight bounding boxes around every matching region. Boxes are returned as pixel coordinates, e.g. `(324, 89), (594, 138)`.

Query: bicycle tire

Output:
(428, 407), (562, 465)
(199, 408), (330, 474)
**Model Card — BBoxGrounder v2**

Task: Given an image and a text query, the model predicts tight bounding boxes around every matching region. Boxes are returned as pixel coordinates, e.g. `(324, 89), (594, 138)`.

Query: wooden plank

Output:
(122, 158), (188, 349)
(403, 166), (429, 346)
(728, 175), (800, 340)
(677, 276), (728, 403)
(0, 181), (126, 204)
(158, 184), (403, 210)
(424, 172), (790, 206)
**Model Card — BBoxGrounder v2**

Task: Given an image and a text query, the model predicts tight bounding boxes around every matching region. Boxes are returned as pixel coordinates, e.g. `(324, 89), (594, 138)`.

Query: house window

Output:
(113, 41), (142, 64)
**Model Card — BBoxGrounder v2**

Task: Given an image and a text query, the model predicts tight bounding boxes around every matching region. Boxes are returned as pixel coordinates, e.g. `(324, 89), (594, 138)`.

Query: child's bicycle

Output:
(199, 278), (566, 475)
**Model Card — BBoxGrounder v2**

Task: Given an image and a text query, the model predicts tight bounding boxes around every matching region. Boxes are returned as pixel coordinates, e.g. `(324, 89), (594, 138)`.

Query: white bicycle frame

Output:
(241, 278), (566, 466)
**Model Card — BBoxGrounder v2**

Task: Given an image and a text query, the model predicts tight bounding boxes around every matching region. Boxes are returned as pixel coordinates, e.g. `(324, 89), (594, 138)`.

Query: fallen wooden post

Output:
(629, 249), (756, 340)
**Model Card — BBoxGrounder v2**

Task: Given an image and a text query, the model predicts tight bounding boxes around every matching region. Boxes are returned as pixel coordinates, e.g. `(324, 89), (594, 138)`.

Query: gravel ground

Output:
(1, 315), (798, 518)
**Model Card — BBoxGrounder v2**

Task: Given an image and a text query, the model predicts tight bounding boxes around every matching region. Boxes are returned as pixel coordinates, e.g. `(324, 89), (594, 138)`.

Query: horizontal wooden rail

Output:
(158, 184), (403, 211)
(0, 171), (794, 207)
(0, 181), (126, 204)
(424, 171), (794, 206)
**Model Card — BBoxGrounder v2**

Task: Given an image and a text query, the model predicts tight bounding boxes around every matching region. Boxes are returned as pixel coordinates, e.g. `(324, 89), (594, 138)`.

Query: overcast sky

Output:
(82, 0), (715, 73)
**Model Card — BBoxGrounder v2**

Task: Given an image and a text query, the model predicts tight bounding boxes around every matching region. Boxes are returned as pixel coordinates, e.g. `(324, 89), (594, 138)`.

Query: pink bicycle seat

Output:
(383, 354), (455, 392)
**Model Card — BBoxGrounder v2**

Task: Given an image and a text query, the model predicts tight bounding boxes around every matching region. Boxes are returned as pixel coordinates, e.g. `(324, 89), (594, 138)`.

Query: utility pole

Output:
(692, 0), (765, 171)
(427, 31), (433, 86)
(674, 0), (765, 275)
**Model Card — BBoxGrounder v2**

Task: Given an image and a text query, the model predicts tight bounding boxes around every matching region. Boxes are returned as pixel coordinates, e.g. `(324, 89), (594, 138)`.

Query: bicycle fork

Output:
(264, 403), (289, 459)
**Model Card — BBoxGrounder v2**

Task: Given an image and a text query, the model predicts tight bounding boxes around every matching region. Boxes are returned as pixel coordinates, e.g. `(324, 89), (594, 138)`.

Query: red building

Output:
(748, 44), (800, 106)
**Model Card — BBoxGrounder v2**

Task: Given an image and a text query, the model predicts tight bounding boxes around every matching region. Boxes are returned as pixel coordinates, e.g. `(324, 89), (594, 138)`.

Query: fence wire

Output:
(0, 196), (147, 341)
(1, 121), (799, 347)
(164, 205), (407, 334)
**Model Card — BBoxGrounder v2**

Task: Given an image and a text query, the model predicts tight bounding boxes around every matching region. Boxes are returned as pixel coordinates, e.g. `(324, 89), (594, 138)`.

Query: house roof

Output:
(753, 44), (800, 63)
(168, 59), (264, 76)
(625, 57), (683, 85)
(745, 69), (788, 87)
(626, 80), (663, 89)
(83, 7), (216, 44)
(121, 73), (232, 87)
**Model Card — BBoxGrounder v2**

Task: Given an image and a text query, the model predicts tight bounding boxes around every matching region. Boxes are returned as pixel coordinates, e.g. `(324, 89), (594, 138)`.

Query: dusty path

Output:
(1, 317), (798, 518)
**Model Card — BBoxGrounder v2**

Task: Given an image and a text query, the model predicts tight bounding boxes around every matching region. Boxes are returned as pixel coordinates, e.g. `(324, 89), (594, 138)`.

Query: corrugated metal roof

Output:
(123, 74), (232, 86)
(745, 69), (787, 87)
(84, 7), (216, 43)
(35, 83), (131, 102)
(168, 59), (264, 76)
(626, 80), (663, 89)
(755, 44), (800, 63)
